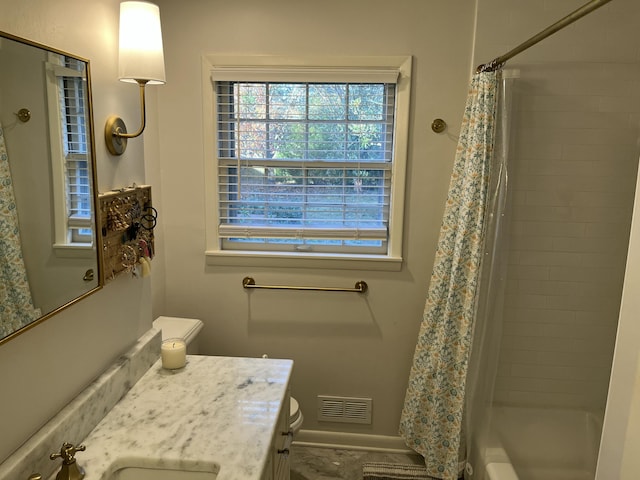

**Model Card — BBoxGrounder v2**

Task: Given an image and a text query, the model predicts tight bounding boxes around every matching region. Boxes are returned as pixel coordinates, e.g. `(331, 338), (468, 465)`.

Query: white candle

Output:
(161, 338), (186, 369)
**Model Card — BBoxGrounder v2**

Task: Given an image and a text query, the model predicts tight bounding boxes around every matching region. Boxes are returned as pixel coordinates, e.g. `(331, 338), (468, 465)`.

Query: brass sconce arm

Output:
(104, 80), (149, 155)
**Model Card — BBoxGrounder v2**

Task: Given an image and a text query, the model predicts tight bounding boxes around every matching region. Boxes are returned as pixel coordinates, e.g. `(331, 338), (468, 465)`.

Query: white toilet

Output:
(153, 316), (204, 354)
(289, 396), (304, 436)
(152, 316), (303, 436)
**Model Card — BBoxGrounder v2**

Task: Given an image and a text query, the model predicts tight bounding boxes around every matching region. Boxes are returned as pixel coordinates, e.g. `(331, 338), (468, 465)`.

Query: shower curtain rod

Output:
(476, 0), (615, 73)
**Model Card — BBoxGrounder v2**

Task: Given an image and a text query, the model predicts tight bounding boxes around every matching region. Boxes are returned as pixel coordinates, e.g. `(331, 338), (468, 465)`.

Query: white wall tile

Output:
(518, 94), (602, 113)
(585, 222), (633, 239)
(517, 251), (583, 267)
(504, 307), (576, 324)
(506, 264), (550, 280)
(552, 237), (626, 253)
(549, 266), (622, 283)
(509, 235), (554, 251)
(562, 144), (639, 162)
(519, 221), (586, 237)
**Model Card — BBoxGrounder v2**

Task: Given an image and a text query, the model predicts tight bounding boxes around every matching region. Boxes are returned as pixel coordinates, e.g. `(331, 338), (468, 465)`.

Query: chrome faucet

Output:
(50, 442), (86, 480)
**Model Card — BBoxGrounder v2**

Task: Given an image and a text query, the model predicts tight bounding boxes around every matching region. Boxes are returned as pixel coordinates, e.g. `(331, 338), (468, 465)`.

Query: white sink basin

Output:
(108, 465), (218, 480)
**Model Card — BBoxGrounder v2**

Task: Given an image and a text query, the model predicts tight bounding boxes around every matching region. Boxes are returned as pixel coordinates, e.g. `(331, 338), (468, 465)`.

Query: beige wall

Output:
(0, 0), (153, 464)
(152, 0), (476, 436)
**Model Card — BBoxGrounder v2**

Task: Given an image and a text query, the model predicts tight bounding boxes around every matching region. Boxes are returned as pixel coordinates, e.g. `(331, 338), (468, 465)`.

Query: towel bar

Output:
(242, 276), (368, 294)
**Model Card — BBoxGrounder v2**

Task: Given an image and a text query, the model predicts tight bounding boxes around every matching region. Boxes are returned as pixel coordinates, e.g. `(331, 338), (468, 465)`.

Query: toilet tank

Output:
(153, 316), (204, 354)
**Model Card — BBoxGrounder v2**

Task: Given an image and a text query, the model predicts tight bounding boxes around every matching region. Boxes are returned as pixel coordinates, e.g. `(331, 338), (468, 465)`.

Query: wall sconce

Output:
(105, 1), (165, 156)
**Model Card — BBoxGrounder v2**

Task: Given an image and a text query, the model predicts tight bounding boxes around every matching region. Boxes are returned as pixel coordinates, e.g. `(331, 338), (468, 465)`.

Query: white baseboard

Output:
(293, 429), (415, 454)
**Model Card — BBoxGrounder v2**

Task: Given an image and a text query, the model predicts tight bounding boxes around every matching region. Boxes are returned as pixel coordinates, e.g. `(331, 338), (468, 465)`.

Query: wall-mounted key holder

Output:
(98, 185), (155, 281)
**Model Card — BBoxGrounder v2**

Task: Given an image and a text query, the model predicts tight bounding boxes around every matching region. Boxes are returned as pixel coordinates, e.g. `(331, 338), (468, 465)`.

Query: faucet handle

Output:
(50, 442), (86, 464)
(28, 474), (42, 480)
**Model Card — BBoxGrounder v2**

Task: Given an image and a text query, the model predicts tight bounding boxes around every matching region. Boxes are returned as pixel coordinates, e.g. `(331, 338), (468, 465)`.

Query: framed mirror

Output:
(0, 31), (102, 345)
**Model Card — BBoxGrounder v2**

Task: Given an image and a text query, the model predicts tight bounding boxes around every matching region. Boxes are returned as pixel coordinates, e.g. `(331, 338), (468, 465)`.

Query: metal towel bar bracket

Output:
(242, 276), (368, 294)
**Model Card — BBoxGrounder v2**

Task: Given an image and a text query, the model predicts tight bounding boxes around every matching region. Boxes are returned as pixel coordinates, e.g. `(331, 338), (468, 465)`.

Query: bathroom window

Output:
(205, 57), (411, 269)
(46, 54), (94, 251)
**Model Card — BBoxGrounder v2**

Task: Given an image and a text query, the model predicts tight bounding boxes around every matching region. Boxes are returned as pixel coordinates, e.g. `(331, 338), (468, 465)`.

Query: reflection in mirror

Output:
(0, 31), (102, 344)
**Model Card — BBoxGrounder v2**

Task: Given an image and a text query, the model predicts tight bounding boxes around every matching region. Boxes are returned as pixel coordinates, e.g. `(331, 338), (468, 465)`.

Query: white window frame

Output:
(202, 55), (411, 271)
(45, 53), (94, 258)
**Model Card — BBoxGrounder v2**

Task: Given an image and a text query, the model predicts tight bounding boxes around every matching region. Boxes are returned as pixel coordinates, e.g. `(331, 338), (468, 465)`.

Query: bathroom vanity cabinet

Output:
(264, 392), (292, 480)
(0, 330), (293, 480)
(72, 355), (293, 480)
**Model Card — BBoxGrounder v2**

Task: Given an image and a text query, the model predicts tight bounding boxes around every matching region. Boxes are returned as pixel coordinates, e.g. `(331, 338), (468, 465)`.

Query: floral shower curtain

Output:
(0, 123), (41, 338)
(399, 70), (500, 480)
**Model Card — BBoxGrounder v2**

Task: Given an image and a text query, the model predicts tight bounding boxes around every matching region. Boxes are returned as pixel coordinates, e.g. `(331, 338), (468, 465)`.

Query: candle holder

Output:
(161, 338), (186, 369)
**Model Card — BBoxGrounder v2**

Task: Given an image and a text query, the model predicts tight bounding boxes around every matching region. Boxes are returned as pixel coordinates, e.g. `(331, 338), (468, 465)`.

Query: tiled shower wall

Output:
(493, 62), (640, 411)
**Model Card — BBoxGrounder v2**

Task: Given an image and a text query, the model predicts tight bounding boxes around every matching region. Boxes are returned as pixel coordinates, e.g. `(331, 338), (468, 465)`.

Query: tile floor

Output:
(290, 444), (424, 480)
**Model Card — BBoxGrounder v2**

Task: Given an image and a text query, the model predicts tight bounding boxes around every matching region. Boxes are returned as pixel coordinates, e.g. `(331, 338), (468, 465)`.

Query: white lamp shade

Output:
(118, 1), (165, 84)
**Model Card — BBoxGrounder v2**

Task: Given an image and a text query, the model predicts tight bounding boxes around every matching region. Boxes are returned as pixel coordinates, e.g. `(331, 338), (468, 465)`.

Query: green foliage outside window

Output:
(218, 80), (394, 246)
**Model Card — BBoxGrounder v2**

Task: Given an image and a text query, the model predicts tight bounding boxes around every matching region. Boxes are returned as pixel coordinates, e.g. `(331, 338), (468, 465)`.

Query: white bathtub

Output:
(474, 406), (602, 480)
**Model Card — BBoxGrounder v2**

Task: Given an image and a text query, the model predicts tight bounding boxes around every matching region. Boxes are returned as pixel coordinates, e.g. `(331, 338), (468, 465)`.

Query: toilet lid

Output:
(290, 397), (300, 422)
(153, 316), (203, 343)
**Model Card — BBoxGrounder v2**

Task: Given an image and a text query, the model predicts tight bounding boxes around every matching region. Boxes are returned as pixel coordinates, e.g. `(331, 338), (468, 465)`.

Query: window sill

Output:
(53, 243), (95, 259)
(205, 249), (402, 271)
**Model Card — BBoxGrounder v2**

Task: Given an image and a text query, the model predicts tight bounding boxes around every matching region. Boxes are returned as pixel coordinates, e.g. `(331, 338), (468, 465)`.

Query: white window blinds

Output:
(52, 60), (93, 240)
(211, 66), (400, 84)
(212, 66), (400, 254)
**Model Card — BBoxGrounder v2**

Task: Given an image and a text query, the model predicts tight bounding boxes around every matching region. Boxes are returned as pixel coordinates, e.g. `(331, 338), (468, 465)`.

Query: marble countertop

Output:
(74, 355), (293, 480)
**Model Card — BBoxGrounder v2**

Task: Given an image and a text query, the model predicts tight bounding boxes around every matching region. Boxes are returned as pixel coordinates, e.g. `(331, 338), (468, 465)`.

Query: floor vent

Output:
(317, 395), (372, 424)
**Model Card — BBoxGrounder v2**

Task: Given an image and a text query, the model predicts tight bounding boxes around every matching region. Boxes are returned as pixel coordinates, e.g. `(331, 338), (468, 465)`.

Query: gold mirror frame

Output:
(0, 31), (103, 346)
